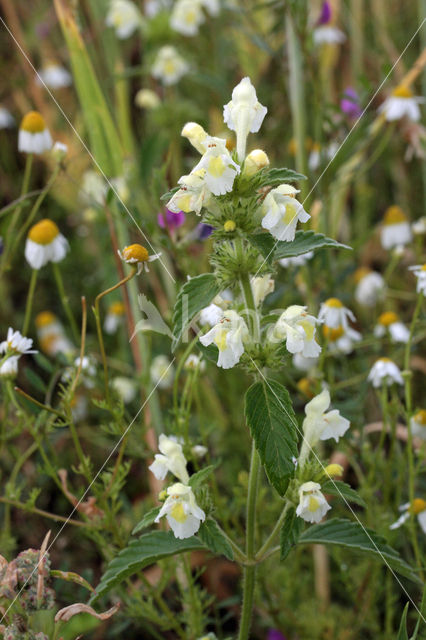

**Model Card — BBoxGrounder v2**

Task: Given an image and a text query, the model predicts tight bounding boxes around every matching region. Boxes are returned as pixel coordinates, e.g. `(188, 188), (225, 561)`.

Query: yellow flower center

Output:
(122, 244), (149, 262)
(323, 325), (344, 341)
(378, 357), (392, 363)
(325, 297), (343, 308)
(185, 10), (196, 23)
(297, 377), (314, 398)
(421, 264), (426, 271)
(413, 409), (426, 426)
(409, 498), (426, 515)
(392, 86), (413, 98)
(20, 111), (46, 133)
(109, 301), (125, 316)
(383, 205), (407, 225)
(378, 311), (399, 326)
(170, 502), (188, 523)
(28, 219), (59, 245)
(354, 267), (371, 283)
(40, 335), (57, 354)
(164, 60), (176, 75)
(308, 496), (320, 512)
(224, 220), (236, 232)
(208, 155), (227, 178)
(35, 311), (57, 328)
(324, 463), (344, 478)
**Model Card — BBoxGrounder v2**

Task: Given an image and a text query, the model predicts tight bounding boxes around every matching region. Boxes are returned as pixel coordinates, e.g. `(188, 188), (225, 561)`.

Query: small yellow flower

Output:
(383, 205), (408, 226)
(224, 220), (236, 232)
(324, 463), (344, 478)
(392, 86), (414, 98)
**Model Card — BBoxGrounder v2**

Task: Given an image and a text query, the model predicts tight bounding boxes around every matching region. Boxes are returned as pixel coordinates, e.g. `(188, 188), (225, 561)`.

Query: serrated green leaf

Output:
(189, 465), (216, 489)
(256, 167), (306, 188)
(321, 481), (366, 508)
(90, 532), (206, 603)
(249, 230), (351, 264)
(198, 519), (234, 561)
(245, 379), (298, 495)
(397, 603), (409, 640)
(280, 506), (304, 560)
(131, 507), (161, 535)
(172, 274), (221, 351)
(298, 518), (421, 584)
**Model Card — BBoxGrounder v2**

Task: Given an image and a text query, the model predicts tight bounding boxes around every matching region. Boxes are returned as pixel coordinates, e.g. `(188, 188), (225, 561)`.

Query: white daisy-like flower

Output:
(62, 356), (97, 388)
(411, 410), (426, 441)
(51, 141), (68, 161)
(223, 77), (267, 161)
(25, 219), (69, 270)
(301, 388), (350, 461)
(149, 434), (189, 484)
(251, 274), (274, 307)
(199, 310), (249, 369)
(313, 25), (346, 45)
(279, 251), (314, 269)
(0, 106), (15, 129)
(296, 481), (331, 523)
(0, 328), (36, 356)
(271, 305), (321, 358)
(151, 46), (189, 86)
(412, 217), (426, 235)
(167, 170), (212, 215)
(170, 0), (204, 36)
(324, 325), (362, 355)
(111, 376), (137, 404)
(0, 355), (20, 378)
(36, 64), (72, 89)
(150, 355), (175, 389)
(135, 89), (161, 110)
(354, 268), (385, 307)
(308, 142), (321, 171)
(390, 499), (426, 533)
(318, 298), (356, 330)
(261, 184), (310, 241)
(18, 111), (52, 154)
(380, 205), (412, 250)
(184, 354), (206, 372)
(367, 358), (404, 388)
(104, 301), (126, 334)
(243, 149), (270, 176)
(155, 482), (205, 539)
(118, 243), (161, 275)
(374, 312), (409, 343)
(378, 86), (424, 122)
(106, 0), (141, 38)
(192, 138), (240, 196)
(35, 311), (74, 357)
(409, 263), (426, 295)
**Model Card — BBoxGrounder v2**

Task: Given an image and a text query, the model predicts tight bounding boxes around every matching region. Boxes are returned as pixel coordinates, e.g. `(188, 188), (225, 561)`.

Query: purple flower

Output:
(197, 223), (214, 240)
(267, 631), (287, 640)
(317, 1), (331, 25)
(158, 208), (185, 230)
(340, 87), (362, 119)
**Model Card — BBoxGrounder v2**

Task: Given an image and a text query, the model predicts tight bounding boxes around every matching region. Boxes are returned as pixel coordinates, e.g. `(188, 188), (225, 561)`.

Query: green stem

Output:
(256, 501), (290, 560)
(22, 269), (38, 335)
(52, 262), (80, 343)
(238, 441), (261, 640)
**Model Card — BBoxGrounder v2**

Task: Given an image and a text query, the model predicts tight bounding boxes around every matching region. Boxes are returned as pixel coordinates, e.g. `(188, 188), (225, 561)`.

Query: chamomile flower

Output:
(170, 0), (204, 36)
(150, 355), (175, 389)
(0, 355), (19, 378)
(104, 301), (126, 334)
(301, 388), (350, 452)
(51, 141), (68, 161)
(18, 111), (52, 154)
(323, 325), (362, 355)
(36, 64), (72, 89)
(272, 305), (321, 358)
(409, 264), (426, 294)
(0, 106), (15, 129)
(184, 354), (206, 372)
(111, 377), (137, 404)
(251, 274), (274, 307)
(354, 268), (385, 306)
(318, 298), (356, 330)
(0, 328), (36, 356)
(62, 356), (96, 388)
(154, 482), (205, 539)
(167, 170), (212, 215)
(243, 149), (270, 176)
(411, 410), (426, 440)
(106, 0), (141, 38)
(35, 311), (74, 357)
(367, 358), (403, 388)
(199, 310), (249, 369)
(193, 138), (240, 196)
(296, 481), (331, 523)
(374, 312), (409, 343)
(412, 217), (426, 235)
(151, 46), (189, 86)
(223, 77), (267, 161)
(279, 252), (313, 268)
(390, 499), (426, 533)
(149, 434), (189, 484)
(380, 206), (412, 250)
(118, 244), (161, 274)
(261, 184), (310, 242)
(378, 86), (424, 122)
(313, 24), (346, 45)
(25, 219), (69, 270)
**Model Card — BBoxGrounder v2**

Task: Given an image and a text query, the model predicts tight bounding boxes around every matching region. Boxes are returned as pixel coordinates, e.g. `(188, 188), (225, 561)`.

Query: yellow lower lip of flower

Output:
(323, 325), (344, 341)
(28, 219), (60, 245)
(170, 502), (188, 523)
(300, 319), (315, 341)
(383, 205), (407, 225)
(123, 244), (149, 262)
(324, 297), (343, 308)
(282, 203), (297, 225)
(35, 311), (57, 327)
(214, 328), (228, 352)
(208, 155), (227, 178)
(392, 86), (413, 98)
(378, 311), (399, 326)
(308, 496), (320, 512)
(409, 498), (426, 515)
(21, 111), (46, 133)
